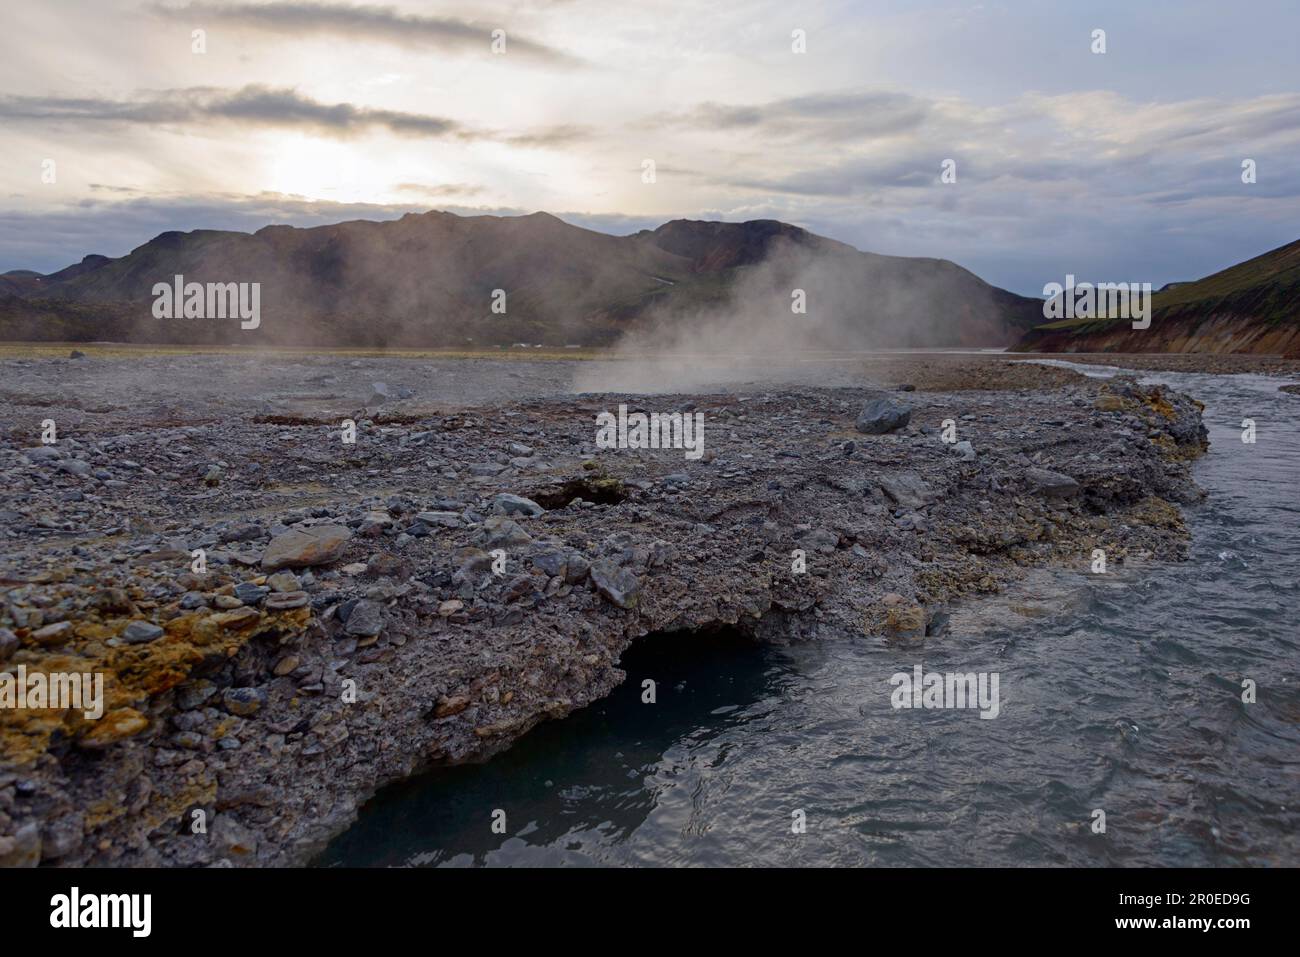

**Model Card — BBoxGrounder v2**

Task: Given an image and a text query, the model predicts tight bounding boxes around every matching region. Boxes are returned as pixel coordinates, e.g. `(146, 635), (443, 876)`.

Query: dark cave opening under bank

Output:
(314, 624), (776, 867)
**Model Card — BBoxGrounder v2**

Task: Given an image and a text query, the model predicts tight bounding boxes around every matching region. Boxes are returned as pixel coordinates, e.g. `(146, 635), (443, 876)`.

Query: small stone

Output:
(589, 561), (641, 609)
(438, 599), (464, 617)
(31, 621), (74, 646)
(885, 604), (927, 644)
(265, 571), (301, 592)
(435, 695), (470, 717)
(211, 815), (259, 857)
(40, 812), (85, 862)
(878, 472), (936, 509)
(801, 528), (839, 554)
(180, 591), (208, 610)
(121, 620), (164, 644)
(213, 594), (244, 609)
(78, 708), (149, 748)
(531, 548), (568, 578)
(177, 680), (217, 710)
(1024, 467), (1081, 498)
(223, 687), (267, 717)
(344, 599), (384, 637)
(415, 510), (463, 528)
(482, 516), (533, 548)
(261, 525), (352, 571)
(233, 582), (270, 604)
(0, 822), (41, 868)
(264, 590), (309, 611)
(492, 493), (545, 517)
(0, 627), (18, 662)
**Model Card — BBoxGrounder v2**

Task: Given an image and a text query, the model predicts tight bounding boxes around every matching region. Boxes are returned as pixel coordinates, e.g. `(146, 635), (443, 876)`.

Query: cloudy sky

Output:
(2, 0), (1298, 294)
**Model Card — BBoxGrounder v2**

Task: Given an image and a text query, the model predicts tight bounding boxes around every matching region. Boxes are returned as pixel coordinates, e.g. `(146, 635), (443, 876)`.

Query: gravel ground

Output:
(0, 351), (1209, 866)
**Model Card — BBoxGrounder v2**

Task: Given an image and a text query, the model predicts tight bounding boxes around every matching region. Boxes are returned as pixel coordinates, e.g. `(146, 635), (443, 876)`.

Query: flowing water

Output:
(321, 364), (1300, 867)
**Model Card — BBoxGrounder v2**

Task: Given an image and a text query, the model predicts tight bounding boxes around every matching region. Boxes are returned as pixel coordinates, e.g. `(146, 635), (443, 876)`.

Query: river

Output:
(319, 362), (1299, 867)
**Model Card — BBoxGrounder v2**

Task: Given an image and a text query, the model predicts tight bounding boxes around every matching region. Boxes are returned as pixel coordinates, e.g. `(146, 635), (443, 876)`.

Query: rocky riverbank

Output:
(0, 354), (1208, 867)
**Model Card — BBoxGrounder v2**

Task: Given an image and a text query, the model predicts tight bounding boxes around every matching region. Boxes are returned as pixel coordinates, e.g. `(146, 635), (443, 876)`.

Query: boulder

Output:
(261, 525), (352, 570)
(855, 397), (912, 434)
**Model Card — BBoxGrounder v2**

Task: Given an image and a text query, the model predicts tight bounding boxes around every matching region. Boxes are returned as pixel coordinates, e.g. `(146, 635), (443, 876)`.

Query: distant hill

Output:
(1014, 238), (1300, 356)
(0, 210), (1044, 349)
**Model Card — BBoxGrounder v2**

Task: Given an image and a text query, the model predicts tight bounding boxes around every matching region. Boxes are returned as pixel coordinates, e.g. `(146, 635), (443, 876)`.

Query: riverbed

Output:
(321, 363), (1300, 867)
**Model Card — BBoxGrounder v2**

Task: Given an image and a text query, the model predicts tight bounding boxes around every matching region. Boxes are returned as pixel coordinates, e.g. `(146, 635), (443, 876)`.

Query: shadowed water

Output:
(320, 365), (1300, 867)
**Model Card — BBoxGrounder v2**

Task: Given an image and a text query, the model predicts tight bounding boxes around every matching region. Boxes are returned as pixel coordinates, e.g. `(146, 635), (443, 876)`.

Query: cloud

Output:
(660, 90), (931, 142)
(153, 1), (582, 66)
(0, 85), (465, 138)
(394, 182), (486, 198)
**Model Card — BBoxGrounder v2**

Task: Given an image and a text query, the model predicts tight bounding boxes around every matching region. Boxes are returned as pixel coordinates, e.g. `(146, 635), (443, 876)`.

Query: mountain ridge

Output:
(0, 210), (1046, 349)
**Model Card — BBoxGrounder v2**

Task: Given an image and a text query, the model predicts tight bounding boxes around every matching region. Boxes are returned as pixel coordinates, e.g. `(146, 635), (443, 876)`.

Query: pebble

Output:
(343, 599), (385, 637)
(121, 620), (164, 644)
(492, 493), (544, 517)
(261, 525), (352, 571)
(233, 583), (270, 604)
(223, 687), (267, 716)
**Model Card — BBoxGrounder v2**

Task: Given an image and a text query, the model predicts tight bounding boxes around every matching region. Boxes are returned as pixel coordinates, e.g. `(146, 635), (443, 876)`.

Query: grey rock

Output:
(878, 472), (936, 508)
(414, 511), (463, 528)
(564, 552), (591, 584)
(211, 815), (260, 857)
(855, 397), (912, 435)
(0, 627), (18, 663)
(265, 571), (301, 593)
(482, 517), (533, 548)
(41, 813), (85, 862)
(121, 620), (164, 644)
(344, 599), (385, 637)
(492, 493), (544, 518)
(801, 528), (839, 553)
(261, 524), (352, 571)
(264, 590), (310, 611)
(176, 680), (218, 711)
(222, 686), (267, 717)
(57, 459), (92, 477)
(1024, 467), (1081, 498)
(233, 583), (270, 604)
(0, 822), (41, 868)
(589, 561), (641, 609)
(530, 548), (568, 578)
(950, 440), (976, 461)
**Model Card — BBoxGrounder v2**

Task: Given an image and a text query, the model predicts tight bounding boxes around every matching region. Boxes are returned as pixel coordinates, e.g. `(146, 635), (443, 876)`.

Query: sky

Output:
(2, 0), (1298, 295)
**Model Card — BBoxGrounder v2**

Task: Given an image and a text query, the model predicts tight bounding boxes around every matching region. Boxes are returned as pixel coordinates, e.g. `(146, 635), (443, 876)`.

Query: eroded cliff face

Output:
(0, 354), (1208, 868)
(1020, 313), (1300, 356)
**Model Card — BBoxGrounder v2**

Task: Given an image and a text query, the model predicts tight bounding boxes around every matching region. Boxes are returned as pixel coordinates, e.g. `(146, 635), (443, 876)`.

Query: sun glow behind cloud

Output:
(1, 0), (1298, 292)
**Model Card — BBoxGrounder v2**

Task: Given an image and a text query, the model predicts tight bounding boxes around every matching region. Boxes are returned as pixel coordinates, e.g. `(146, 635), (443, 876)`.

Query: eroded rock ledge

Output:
(0, 375), (1207, 867)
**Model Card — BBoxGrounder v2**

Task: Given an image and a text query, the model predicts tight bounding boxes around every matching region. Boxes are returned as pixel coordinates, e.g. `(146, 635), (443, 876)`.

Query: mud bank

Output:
(0, 356), (1208, 867)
